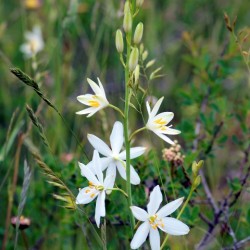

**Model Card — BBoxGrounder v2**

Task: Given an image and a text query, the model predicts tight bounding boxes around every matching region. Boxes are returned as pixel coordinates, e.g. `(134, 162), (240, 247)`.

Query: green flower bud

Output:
(134, 65), (140, 85)
(134, 22), (144, 44)
(124, 1), (130, 14)
(115, 29), (124, 53)
(129, 48), (139, 72)
(193, 175), (201, 189)
(123, 8), (132, 33)
(136, 0), (144, 7)
(192, 160), (204, 177)
(146, 59), (155, 68)
(142, 50), (148, 61)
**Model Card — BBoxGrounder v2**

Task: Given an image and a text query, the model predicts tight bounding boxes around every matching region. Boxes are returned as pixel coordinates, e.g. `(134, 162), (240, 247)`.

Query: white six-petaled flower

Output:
(130, 185), (190, 250)
(76, 78), (109, 117)
(87, 121), (146, 188)
(20, 26), (44, 58)
(146, 97), (181, 145)
(76, 150), (113, 228)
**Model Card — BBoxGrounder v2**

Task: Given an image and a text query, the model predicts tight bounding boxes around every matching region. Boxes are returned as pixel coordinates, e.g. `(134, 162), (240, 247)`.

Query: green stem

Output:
(124, 1), (135, 230)
(108, 188), (128, 197)
(108, 104), (125, 118)
(166, 162), (176, 199)
(129, 127), (146, 141)
(160, 187), (195, 250)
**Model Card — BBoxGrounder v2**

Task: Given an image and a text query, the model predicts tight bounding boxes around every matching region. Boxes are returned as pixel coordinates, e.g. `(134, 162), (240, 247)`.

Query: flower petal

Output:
(95, 192), (106, 228)
(146, 101), (151, 115)
(130, 206), (148, 221)
(149, 228), (160, 250)
(87, 78), (102, 95)
(159, 217), (190, 235)
(76, 107), (96, 115)
(76, 187), (98, 204)
(157, 197), (184, 218)
(104, 163), (117, 192)
(78, 161), (100, 185)
(76, 94), (93, 105)
(87, 134), (112, 156)
(93, 150), (103, 183)
(160, 127), (181, 135)
(154, 132), (175, 145)
(119, 147), (146, 160)
(116, 161), (140, 185)
(147, 185), (162, 215)
(110, 121), (124, 154)
(150, 97), (164, 118)
(97, 78), (107, 98)
(130, 222), (150, 249)
(153, 112), (174, 125)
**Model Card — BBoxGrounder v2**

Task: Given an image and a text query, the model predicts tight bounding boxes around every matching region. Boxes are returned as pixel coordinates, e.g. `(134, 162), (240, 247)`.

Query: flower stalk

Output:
(124, 0), (135, 229)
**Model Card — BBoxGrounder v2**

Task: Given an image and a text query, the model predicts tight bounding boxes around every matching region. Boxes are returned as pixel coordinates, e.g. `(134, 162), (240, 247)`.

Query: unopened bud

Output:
(192, 160), (204, 177)
(134, 65), (140, 85)
(142, 50), (148, 61)
(140, 43), (144, 53)
(134, 22), (144, 44)
(129, 48), (139, 71)
(124, 1), (130, 14)
(136, 0), (144, 7)
(193, 175), (201, 189)
(115, 29), (124, 53)
(123, 7), (132, 33)
(146, 59), (155, 68)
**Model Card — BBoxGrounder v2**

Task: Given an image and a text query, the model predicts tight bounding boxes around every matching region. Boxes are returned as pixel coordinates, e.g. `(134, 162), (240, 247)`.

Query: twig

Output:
(222, 236), (250, 250)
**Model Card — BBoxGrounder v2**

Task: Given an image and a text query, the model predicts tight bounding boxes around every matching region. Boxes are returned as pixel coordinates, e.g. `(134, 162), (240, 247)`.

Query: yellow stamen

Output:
(85, 189), (90, 193)
(149, 214), (164, 230)
(154, 118), (166, 125)
(88, 100), (100, 107)
(90, 193), (95, 198)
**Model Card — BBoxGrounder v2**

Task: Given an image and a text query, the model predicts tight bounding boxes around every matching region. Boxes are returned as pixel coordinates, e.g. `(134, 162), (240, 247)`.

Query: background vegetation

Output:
(0, 0), (249, 249)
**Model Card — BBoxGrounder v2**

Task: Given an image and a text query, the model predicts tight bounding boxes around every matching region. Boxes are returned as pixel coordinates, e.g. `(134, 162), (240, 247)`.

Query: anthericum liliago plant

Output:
(74, 1), (199, 249)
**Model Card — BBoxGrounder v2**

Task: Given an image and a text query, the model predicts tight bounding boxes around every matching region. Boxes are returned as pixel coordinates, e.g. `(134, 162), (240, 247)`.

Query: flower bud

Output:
(124, 1), (130, 14)
(134, 65), (140, 85)
(115, 29), (124, 53)
(129, 48), (139, 72)
(123, 7), (132, 33)
(192, 160), (204, 177)
(146, 59), (155, 68)
(136, 0), (144, 7)
(193, 175), (201, 189)
(142, 50), (148, 61)
(133, 22), (144, 44)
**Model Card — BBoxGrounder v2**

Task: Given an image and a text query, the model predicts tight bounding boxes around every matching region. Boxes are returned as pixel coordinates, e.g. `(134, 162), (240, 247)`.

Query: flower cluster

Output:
(75, 75), (189, 248)
(75, 2), (189, 248)
(162, 140), (185, 166)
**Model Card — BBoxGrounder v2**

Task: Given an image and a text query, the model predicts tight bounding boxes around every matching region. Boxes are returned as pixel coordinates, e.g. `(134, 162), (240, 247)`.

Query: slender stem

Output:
(166, 162), (176, 199)
(108, 188), (128, 197)
(129, 127), (146, 141)
(124, 0), (135, 230)
(108, 104), (125, 118)
(160, 187), (195, 250)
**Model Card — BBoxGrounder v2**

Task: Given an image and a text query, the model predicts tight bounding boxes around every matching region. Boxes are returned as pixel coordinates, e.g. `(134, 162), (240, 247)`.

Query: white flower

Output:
(20, 26), (44, 58)
(146, 97), (181, 145)
(76, 150), (113, 228)
(130, 185), (190, 250)
(76, 78), (109, 117)
(87, 121), (146, 188)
